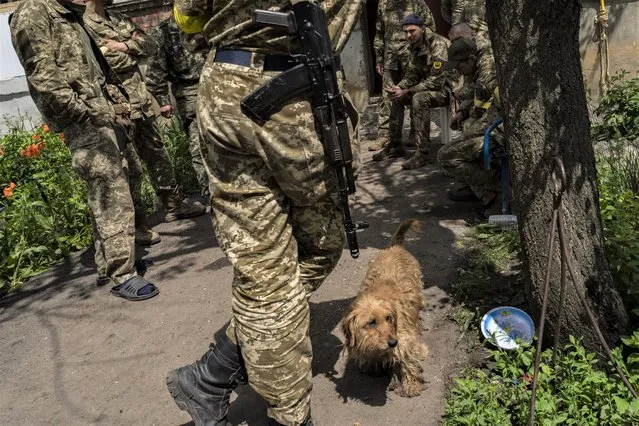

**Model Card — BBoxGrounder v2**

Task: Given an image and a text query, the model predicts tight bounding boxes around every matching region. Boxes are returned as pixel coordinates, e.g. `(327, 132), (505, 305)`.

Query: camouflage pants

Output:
(436, 133), (500, 204)
(378, 66), (414, 140)
(393, 89), (449, 153)
(122, 143), (146, 227)
(198, 57), (351, 425)
(176, 89), (210, 195)
(66, 122), (136, 284)
(468, 18), (489, 39)
(131, 115), (179, 203)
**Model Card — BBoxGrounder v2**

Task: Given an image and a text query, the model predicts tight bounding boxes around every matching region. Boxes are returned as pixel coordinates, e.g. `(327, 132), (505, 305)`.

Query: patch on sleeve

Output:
(432, 61), (443, 73)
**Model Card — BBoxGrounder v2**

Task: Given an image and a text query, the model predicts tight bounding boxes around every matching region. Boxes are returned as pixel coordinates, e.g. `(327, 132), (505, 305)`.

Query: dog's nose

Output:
(387, 338), (398, 348)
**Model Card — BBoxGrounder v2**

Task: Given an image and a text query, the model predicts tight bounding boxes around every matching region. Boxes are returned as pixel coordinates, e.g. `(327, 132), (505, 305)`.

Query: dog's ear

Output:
(340, 310), (358, 348)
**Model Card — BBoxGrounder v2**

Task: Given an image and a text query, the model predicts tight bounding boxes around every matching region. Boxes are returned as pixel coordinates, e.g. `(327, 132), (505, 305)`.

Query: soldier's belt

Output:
(214, 49), (298, 72)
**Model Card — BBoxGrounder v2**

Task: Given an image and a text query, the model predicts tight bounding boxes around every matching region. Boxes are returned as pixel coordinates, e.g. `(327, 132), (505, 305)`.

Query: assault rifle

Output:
(241, 1), (368, 258)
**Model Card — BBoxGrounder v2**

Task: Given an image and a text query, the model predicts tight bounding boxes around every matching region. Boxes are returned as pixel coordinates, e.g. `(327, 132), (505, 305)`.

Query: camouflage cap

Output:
(443, 37), (478, 71)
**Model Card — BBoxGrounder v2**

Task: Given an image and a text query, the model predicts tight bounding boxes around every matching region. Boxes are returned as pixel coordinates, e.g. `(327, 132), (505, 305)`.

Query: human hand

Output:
(159, 104), (173, 118)
(386, 86), (408, 102)
(451, 111), (463, 130)
(103, 39), (128, 53)
(376, 63), (383, 76)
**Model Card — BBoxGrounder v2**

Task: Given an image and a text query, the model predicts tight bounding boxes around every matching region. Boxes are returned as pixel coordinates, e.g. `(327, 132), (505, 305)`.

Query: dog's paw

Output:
(395, 377), (427, 397)
(360, 363), (389, 377)
(388, 374), (401, 391)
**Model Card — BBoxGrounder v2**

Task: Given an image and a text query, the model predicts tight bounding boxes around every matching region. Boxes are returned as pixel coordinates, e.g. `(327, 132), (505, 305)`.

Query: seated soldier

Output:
(437, 37), (503, 215)
(375, 13), (459, 170)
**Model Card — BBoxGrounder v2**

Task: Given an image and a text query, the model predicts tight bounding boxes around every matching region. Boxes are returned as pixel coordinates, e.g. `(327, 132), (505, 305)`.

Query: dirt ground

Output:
(0, 106), (483, 426)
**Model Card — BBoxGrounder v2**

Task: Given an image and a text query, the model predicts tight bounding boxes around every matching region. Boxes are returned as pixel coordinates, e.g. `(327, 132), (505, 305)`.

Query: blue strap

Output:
(483, 117), (504, 170)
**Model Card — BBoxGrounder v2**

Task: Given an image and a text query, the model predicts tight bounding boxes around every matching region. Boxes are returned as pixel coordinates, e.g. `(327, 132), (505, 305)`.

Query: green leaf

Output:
(614, 396), (630, 413)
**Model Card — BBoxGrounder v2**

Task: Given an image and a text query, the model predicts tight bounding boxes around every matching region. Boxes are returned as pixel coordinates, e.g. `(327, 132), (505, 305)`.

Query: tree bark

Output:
(485, 0), (628, 349)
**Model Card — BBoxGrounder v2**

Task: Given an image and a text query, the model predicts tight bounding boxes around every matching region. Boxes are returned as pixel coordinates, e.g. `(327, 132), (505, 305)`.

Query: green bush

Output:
(158, 117), (200, 196)
(594, 70), (639, 314)
(599, 180), (639, 312)
(0, 125), (92, 291)
(592, 71), (639, 143)
(0, 119), (196, 293)
(443, 335), (639, 425)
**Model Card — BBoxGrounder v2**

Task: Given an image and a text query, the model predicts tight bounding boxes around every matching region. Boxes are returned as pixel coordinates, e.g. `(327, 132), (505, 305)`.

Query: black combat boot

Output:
(166, 333), (247, 426)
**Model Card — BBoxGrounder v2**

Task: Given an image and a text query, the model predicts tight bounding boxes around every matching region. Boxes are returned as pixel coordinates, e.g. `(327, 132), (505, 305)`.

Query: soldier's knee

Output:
(436, 144), (454, 166)
(412, 91), (435, 108)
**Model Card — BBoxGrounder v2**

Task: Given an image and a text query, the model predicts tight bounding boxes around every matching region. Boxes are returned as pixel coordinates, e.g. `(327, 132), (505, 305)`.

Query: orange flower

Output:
(42, 124), (50, 133)
(0, 145), (4, 156)
(37, 141), (46, 150)
(31, 133), (41, 141)
(3, 182), (16, 198)
(20, 143), (42, 158)
(59, 133), (65, 142)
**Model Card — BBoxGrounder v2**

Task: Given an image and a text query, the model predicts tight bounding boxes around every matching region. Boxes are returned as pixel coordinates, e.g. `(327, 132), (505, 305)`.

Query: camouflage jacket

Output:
(145, 17), (209, 107)
(397, 29), (457, 94)
(457, 43), (501, 139)
(373, 0), (434, 71)
(440, 0), (487, 33)
(174, 0), (364, 55)
(83, 10), (155, 120)
(10, 0), (116, 133)
(456, 39), (497, 120)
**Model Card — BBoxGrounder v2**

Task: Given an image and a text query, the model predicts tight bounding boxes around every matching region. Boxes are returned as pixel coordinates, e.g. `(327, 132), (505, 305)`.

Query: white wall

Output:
(0, 10), (41, 135)
(341, 17), (374, 114)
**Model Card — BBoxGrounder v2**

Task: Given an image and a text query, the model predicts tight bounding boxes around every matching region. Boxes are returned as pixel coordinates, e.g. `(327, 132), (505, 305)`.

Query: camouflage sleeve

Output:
(451, 0), (463, 25)
(415, 0), (435, 31)
(457, 76), (474, 115)
(113, 12), (152, 57)
(441, 0), (452, 24)
(10, 7), (89, 129)
(397, 60), (423, 90)
(326, 0), (365, 54)
(373, 0), (384, 64)
(145, 26), (171, 107)
(474, 51), (498, 104)
(407, 33), (449, 93)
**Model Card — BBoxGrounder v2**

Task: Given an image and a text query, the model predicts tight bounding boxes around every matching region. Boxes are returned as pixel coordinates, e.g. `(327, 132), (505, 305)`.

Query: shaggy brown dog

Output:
(340, 219), (428, 397)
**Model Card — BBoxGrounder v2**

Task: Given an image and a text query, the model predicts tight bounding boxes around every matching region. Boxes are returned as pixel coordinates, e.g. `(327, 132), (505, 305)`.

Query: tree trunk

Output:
(485, 0), (628, 349)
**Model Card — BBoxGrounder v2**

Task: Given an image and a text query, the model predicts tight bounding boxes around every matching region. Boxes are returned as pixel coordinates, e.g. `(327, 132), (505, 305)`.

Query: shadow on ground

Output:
(0, 104), (476, 426)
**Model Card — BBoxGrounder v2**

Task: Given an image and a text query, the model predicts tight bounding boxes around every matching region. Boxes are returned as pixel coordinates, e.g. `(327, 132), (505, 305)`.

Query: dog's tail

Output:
(390, 219), (422, 247)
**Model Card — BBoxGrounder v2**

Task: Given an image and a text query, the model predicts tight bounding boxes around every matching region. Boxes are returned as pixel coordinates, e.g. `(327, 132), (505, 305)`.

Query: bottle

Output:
(488, 215), (518, 229)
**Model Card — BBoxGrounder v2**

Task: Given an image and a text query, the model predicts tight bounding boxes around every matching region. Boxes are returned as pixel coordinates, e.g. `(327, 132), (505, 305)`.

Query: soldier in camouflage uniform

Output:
(441, 0), (488, 37)
(10, 0), (158, 300)
(377, 13), (458, 170)
(83, 0), (206, 246)
(164, 1), (363, 425)
(145, 15), (210, 196)
(437, 37), (502, 209)
(371, 0), (434, 151)
(447, 22), (493, 133)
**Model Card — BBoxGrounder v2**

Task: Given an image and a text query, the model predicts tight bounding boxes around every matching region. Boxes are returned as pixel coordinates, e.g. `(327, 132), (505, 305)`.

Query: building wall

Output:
(0, 9), (41, 133)
(342, 17), (375, 114)
(1, 0), (638, 135)
(580, 0), (639, 100)
(113, 0), (171, 33)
